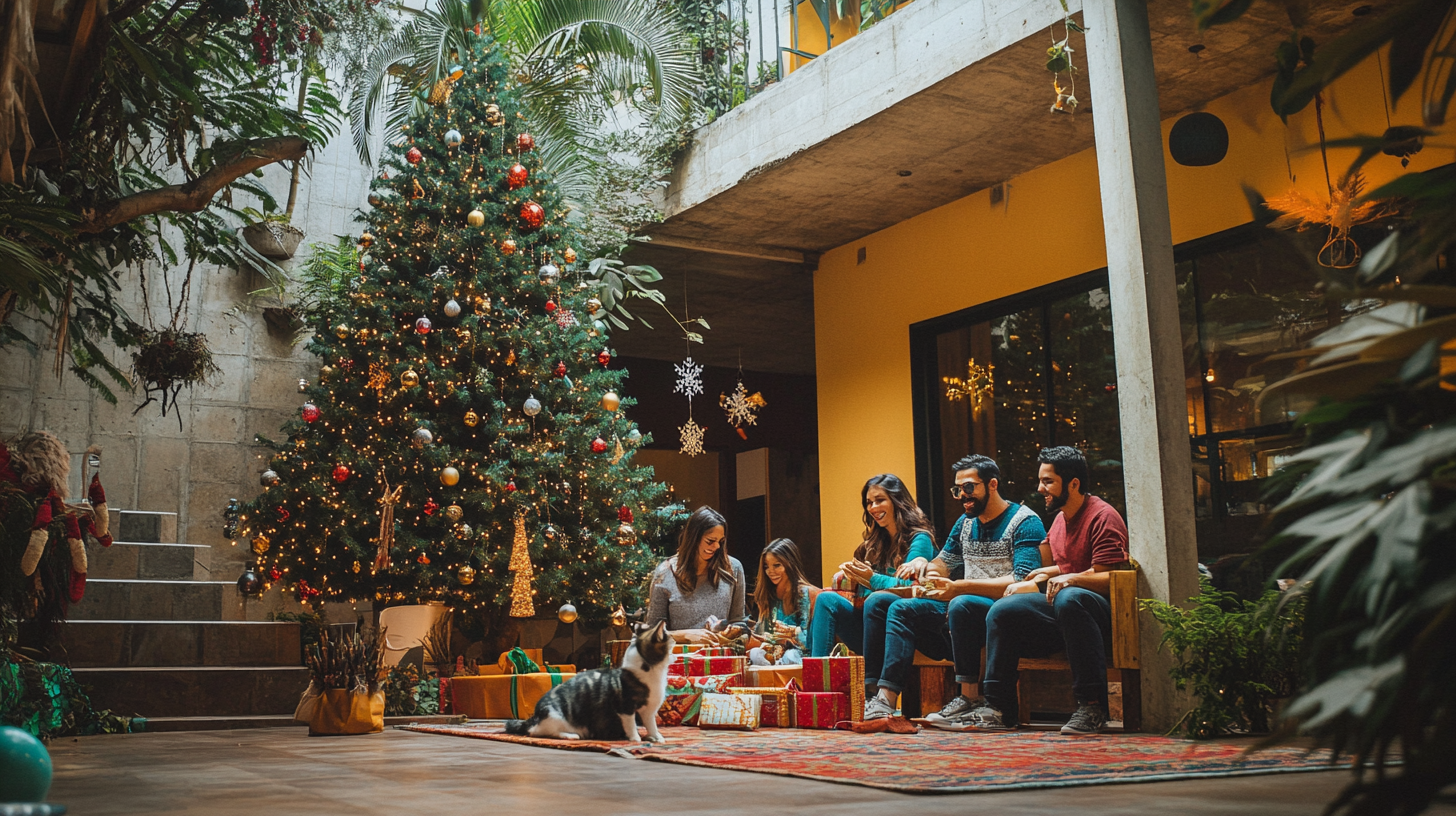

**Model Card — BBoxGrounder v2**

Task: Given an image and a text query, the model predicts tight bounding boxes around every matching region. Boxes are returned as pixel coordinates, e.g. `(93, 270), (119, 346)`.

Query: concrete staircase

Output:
(52, 510), (309, 731)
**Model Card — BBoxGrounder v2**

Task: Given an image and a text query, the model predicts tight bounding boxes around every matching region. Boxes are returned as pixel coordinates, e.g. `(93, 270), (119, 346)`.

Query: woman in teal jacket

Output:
(810, 474), (937, 656)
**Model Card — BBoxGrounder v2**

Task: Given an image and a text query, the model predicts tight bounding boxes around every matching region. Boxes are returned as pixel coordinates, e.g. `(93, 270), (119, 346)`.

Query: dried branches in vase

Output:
(304, 627), (386, 694)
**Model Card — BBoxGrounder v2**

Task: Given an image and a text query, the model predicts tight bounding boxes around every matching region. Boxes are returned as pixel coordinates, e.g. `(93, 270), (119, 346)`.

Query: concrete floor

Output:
(46, 727), (1456, 815)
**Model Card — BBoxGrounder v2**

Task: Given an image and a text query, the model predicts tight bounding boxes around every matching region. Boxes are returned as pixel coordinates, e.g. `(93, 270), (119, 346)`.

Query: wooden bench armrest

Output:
(1109, 569), (1139, 670)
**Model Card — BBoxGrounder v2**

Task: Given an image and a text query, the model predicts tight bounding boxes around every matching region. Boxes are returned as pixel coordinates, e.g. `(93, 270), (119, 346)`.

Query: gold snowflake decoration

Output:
(720, 380), (766, 428)
(944, 359), (995, 414)
(1266, 173), (1400, 268)
(679, 418), (705, 457)
(367, 363), (392, 394)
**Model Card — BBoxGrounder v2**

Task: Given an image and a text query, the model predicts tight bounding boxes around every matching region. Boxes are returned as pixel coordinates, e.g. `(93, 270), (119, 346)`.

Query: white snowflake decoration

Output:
(475, 367), (491, 389)
(673, 357), (705, 400)
(679, 418), (705, 457)
(721, 380), (761, 428)
(553, 308), (578, 329)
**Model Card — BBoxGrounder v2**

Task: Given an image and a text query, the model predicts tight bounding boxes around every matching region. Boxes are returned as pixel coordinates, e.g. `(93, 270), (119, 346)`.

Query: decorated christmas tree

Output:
(243, 34), (683, 645)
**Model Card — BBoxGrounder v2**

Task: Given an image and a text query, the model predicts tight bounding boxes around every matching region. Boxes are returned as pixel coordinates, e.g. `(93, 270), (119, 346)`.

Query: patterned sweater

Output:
(936, 503), (1046, 581)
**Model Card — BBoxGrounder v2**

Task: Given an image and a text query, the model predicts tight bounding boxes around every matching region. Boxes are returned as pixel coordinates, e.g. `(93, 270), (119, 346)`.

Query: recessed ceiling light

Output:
(1188, 44), (1206, 54)
(898, 170), (913, 177)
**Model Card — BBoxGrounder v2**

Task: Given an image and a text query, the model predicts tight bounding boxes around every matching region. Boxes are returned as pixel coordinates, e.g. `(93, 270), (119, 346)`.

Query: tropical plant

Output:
(1142, 580), (1306, 738)
(1192, 1), (1456, 813)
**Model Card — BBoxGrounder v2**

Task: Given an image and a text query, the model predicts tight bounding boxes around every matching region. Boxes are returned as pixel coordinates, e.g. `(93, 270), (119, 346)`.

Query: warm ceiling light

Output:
(898, 170), (913, 177)
(1188, 44), (1206, 54)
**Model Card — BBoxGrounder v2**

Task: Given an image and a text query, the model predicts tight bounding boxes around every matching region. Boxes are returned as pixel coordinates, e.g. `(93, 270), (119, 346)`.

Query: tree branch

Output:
(74, 136), (310, 233)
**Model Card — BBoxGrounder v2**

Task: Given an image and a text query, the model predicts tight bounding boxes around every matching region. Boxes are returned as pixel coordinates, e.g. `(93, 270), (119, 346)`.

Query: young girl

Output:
(810, 474), (938, 656)
(748, 538), (817, 666)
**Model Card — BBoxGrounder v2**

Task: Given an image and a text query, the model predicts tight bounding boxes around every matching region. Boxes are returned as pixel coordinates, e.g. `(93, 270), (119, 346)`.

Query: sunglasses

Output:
(949, 483), (982, 499)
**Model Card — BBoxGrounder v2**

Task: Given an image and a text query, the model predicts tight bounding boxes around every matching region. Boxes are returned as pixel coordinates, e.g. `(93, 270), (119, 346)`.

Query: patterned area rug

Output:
(397, 723), (1345, 793)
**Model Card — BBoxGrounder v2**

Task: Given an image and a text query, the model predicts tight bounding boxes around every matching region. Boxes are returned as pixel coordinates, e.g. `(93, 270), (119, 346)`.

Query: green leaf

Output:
(696, 317), (710, 329)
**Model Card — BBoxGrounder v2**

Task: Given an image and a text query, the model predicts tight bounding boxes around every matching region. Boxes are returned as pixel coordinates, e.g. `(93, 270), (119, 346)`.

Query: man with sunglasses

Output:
(861, 455), (1045, 724)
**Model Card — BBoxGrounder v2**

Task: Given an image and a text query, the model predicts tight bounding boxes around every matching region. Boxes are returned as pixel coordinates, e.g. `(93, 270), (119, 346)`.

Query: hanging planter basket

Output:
(131, 328), (222, 425)
(242, 221), (306, 260)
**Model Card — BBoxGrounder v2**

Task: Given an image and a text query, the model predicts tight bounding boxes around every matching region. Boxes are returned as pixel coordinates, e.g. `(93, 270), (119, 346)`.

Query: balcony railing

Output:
(695, 0), (914, 119)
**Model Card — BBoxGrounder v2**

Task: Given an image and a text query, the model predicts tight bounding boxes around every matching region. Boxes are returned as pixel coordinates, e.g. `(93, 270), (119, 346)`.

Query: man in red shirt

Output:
(966, 446), (1131, 734)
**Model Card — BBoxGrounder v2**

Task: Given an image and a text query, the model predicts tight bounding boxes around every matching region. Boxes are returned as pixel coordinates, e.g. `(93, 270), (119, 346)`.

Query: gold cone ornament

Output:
(508, 513), (535, 617)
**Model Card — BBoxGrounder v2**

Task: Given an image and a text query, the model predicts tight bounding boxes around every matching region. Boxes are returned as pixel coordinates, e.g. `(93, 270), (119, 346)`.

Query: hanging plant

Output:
(130, 328), (222, 424)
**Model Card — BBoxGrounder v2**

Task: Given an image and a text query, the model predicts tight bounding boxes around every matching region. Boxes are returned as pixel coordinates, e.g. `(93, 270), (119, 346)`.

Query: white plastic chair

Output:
(379, 602), (448, 668)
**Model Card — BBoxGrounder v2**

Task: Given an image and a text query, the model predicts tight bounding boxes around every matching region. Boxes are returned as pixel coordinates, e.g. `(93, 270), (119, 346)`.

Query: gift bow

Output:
(500, 647), (542, 674)
(830, 642), (852, 658)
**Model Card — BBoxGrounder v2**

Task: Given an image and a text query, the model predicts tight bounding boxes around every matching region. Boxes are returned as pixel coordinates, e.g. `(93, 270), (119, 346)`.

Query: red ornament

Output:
(618, 506), (634, 523)
(506, 163), (529, 190)
(406, 146), (423, 165)
(340, 359), (355, 371)
(332, 464), (350, 483)
(597, 350), (611, 367)
(302, 403), (321, 422)
(544, 300), (557, 314)
(505, 480), (517, 492)
(553, 361), (566, 378)
(517, 133), (535, 152)
(418, 553), (431, 565)
(423, 498), (439, 516)
(277, 507), (291, 522)
(591, 437), (608, 453)
(268, 567), (282, 582)
(415, 316), (433, 334)
(520, 201), (545, 230)
(1104, 383), (1117, 392)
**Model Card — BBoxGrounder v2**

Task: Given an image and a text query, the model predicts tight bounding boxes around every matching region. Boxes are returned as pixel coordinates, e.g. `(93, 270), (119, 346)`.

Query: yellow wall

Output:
(814, 52), (1453, 573)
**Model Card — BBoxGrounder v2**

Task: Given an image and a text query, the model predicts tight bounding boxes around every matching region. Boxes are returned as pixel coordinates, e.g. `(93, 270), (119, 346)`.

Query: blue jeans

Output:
(809, 591), (863, 656)
(982, 588), (1112, 714)
(864, 593), (997, 692)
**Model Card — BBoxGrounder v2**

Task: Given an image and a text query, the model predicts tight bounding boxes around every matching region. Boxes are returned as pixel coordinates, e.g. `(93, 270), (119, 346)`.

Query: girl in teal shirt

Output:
(810, 474), (937, 656)
(749, 538), (817, 665)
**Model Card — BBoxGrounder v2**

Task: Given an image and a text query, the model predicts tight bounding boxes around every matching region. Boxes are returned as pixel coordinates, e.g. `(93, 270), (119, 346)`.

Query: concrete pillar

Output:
(1083, 0), (1200, 731)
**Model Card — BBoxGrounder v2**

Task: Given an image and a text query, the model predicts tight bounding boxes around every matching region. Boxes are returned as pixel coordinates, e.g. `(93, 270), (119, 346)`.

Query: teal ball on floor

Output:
(0, 725), (52, 803)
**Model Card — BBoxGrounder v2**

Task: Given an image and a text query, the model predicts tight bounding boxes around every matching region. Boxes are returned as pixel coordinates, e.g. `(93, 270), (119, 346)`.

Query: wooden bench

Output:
(909, 570), (1141, 731)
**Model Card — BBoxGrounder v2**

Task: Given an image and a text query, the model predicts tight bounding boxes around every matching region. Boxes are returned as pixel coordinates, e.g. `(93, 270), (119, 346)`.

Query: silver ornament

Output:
(558, 603), (578, 624)
(412, 427), (434, 447)
(444, 129), (463, 147)
(538, 264), (560, 285)
(456, 523), (474, 539)
(298, 378), (308, 392)
(523, 395), (542, 417)
(432, 266), (450, 279)
(627, 428), (642, 443)
(261, 470), (280, 486)
(444, 299), (462, 318)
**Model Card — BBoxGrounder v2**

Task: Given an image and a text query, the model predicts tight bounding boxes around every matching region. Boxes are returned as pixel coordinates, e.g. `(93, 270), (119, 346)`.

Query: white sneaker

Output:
(925, 695), (983, 731)
(863, 695), (897, 721)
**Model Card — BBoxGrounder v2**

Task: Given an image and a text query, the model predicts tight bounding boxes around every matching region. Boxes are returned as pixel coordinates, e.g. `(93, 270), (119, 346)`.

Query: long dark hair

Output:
(753, 538), (808, 619)
(853, 474), (936, 572)
(672, 506), (732, 593)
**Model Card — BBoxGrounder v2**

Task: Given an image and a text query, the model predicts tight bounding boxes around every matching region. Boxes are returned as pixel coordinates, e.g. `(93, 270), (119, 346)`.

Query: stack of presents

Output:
(449, 643), (866, 731)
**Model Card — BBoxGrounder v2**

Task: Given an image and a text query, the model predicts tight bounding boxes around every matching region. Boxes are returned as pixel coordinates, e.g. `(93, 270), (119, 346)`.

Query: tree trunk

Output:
(284, 72), (309, 219)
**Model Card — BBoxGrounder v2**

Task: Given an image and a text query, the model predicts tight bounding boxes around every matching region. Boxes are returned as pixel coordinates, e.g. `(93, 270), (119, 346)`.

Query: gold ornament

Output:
(501, 238), (517, 255)
(428, 78), (453, 105)
(458, 564), (476, 585)
(562, 247), (578, 264)
(617, 522), (637, 547)
(463, 409), (480, 427)
(251, 535), (270, 554)
(611, 436), (625, 465)
(467, 209), (486, 227)
(367, 363), (392, 393)
(473, 295), (492, 314)
(352, 560), (361, 574)
(484, 103), (505, 127)
(586, 298), (602, 316)
(410, 179), (425, 199)
(400, 369), (420, 388)
(600, 391), (621, 412)
(456, 328), (472, 343)
(445, 504), (463, 521)
(358, 232), (375, 248)
(558, 603), (578, 624)
(320, 365), (335, 378)
(610, 607), (627, 627)
(374, 477), (404, 571)
(509, 513), (535, 617)
(505, 350), (516, 366)
(334, 324), (350, 339)
(440, 466), (460, 486)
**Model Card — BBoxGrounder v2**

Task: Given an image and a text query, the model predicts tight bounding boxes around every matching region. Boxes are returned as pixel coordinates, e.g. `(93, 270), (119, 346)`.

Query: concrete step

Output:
(71, 578), (239, 622)
(84, 540), (210, 581)
(107, 510), (179, 545)
(51, 620), (301, 668)
(140, 714), (468, 732)
(72, 666), (311, 718)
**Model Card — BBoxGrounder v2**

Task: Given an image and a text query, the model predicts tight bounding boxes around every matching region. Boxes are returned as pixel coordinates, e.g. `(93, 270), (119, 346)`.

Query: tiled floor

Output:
(46, 727), (1455, 815)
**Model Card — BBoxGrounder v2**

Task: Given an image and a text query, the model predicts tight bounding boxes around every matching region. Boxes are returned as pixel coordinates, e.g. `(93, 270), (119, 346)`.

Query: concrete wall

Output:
(0, 100), (381, 606)
(811, 52), (1453, 572)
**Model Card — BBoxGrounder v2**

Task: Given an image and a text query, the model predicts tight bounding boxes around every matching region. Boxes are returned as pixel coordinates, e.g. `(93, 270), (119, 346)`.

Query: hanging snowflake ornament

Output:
(679, 418), (706, 457)
(673, 357), (705, 400)
(553, 309), (578, 329)
(720, 380), (766, 439)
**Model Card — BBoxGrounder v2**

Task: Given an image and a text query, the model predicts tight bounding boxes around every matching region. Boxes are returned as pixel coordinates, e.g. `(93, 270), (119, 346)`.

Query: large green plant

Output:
(1142, 580), (1306, 738)
(1193, 1), (1456, 813)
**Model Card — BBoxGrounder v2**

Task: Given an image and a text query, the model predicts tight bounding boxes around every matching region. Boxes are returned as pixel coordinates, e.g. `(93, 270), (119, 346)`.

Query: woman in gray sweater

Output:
(646, 506), (746, 644)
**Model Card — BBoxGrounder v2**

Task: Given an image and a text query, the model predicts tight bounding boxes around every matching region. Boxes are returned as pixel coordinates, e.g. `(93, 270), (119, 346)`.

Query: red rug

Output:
(397, 723), (1345, 793)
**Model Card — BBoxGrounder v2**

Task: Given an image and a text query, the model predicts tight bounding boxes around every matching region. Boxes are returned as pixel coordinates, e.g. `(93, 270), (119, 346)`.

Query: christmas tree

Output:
(243, 34), (683, 645)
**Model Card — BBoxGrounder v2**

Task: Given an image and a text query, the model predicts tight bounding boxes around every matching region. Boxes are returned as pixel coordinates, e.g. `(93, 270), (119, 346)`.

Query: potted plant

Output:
(241, 212), (306, 260)
(130, 327), (222, 425)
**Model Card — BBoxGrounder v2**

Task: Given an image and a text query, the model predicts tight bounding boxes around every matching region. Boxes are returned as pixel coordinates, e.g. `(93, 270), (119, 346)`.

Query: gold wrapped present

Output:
(745, 664), (802, 688)
(452, 670), (574, 719)
(300, 688), (384, 735)
(698, 692), (760, 730)
(730, 686), (792, 727)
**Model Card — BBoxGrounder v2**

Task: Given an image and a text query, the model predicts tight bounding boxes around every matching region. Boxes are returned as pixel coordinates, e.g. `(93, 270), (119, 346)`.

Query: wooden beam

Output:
(633, 235), (806, 265)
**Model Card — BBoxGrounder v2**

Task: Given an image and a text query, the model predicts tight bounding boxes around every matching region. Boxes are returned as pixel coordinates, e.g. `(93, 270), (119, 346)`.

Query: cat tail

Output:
(503, 717), (534, 736)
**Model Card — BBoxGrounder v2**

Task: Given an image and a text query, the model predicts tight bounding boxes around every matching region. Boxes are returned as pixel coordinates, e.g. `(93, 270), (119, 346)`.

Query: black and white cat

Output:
(504, 620), (674, 742)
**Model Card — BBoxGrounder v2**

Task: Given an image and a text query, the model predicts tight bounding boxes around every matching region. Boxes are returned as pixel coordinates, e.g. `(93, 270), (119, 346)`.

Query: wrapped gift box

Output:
(731, 686), (792, 727)
(802, 654), (865, 722)
(657, 674), (741, 727)
(688, 654), (747, 681)
(698, 692), (760, 730)
(451, 670), (574, 719)
(794, 691), (850, 729)
(745, 665), (802, 688)
(672, 643), (708, 655)
(693, 646), (735, 658)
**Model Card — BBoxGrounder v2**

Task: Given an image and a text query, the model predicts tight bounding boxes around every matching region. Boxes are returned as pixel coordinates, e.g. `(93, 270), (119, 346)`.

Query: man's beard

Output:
(964, 495), (987, 518)
(1045, 489), (1068, 513)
